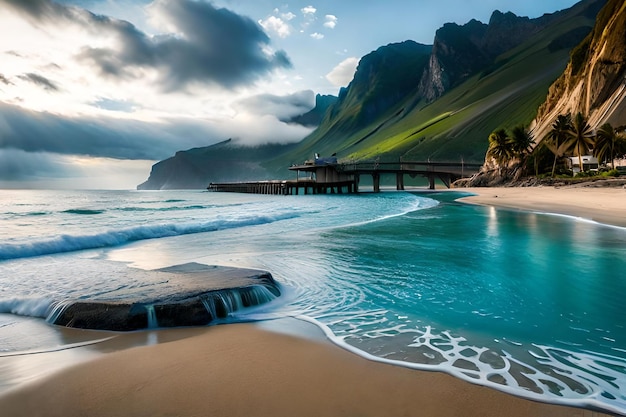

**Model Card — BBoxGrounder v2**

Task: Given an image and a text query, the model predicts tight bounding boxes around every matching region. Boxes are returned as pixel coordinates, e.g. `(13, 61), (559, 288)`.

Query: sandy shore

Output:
(457, 185), (626, 228)
(1, 186), (622, 416)
(0, 323), (613, 417)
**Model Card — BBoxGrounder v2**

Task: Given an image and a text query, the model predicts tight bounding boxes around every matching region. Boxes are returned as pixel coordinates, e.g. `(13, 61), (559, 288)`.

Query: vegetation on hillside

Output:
(486, 114), (626, 181)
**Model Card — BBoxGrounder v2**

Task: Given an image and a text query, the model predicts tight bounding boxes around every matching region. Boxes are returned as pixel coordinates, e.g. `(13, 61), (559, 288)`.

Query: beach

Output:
(0, 322), (613, 417)
(0, 186), (624, 417)
(458, 183), (626, 228)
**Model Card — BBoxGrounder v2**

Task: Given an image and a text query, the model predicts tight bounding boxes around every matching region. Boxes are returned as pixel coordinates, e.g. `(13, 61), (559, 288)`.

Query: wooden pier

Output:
(208, 160), (481, 195)
(207, 179), (357, 195)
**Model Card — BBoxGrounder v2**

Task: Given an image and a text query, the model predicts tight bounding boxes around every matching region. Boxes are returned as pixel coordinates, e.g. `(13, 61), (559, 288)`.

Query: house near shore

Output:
(567, 155), (599, 173)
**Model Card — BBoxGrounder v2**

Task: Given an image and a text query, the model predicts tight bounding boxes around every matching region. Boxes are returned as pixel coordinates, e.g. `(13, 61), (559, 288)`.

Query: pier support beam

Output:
(396, 173), (405, 191)
(428, 175), (435, 190)
(372, 173), (380, 193)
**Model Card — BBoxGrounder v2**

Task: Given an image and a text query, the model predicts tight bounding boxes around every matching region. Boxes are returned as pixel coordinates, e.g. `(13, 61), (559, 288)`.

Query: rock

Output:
(48, 263), (281, 331)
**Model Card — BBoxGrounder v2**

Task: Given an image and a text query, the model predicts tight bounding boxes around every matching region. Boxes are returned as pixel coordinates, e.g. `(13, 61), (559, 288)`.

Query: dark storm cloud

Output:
(234, 90), (315, 119)
(0, 102), (216, 161)
(151, 0), (292, 90)
(0, 148), (73, 181)
(2, 0), (292, 90)
(18, 73), (60, 91)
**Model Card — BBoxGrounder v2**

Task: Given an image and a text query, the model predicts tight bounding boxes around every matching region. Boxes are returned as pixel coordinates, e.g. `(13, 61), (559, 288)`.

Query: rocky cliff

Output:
(418, 9), (566, 102)
(327, 41), (432, 129)
(532, 0), (626, 139)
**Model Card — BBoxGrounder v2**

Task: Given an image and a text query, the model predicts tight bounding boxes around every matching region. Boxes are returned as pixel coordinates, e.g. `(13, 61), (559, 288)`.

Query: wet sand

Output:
(0, 323), (613, 417)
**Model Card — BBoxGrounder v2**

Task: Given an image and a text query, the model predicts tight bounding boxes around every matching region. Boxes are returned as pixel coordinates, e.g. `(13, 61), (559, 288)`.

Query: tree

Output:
(487, 128), (514, 165)
(567, 112), (594, 174)
(594, 123), (624, 169)
(510, 125), (535, 174)
(544, 114), (573, 176)
(510, 125), (535, 156)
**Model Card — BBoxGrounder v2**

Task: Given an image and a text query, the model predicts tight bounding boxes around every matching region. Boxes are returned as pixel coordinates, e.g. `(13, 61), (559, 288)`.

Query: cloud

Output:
(259, 15), (292, 38)
(326, 57), (359, 87)
(0, 148), (69, 181)
(233, 90), (315, 119)
(18, 73), (60, 92)
(0, 101), (212, 160)
(0, 148), (154, 189)
(301, 5), (317, 16)
(310, 32), (324, 40)
(0, 74), (12, 85)
(0, 98), (311, 160)
(282, 11), (296, 21)
(324, 14), (337, 29)
(2, 0), (292, 91)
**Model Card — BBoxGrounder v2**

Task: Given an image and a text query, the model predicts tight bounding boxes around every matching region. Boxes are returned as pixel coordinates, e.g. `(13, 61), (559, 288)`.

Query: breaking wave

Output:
(0, 211), (302, 261)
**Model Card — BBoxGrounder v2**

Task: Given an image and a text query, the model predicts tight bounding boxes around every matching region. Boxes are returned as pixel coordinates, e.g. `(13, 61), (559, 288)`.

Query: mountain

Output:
(263, 0), (604, 177)
(138, 0), (609, 189)
(136, 139), (295, 190)
(531, 0), (626, 139)
(285, 94), (337, 127)
(417, 10), (563, 102)
(261, 40), (432, 171)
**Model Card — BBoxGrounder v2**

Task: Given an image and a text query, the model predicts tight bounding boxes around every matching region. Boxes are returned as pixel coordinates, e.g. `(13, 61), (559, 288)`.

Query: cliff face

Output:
(532, 0), (626, 139)
(418, 10), (561, 102)
(327, 41), (432, 129)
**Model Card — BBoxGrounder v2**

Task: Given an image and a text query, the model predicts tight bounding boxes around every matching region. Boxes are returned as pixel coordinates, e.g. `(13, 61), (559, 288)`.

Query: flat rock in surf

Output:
(49, 263), (281, 331)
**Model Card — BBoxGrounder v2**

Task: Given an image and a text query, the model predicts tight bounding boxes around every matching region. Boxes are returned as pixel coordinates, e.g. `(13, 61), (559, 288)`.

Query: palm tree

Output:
(487, 128), (513, 165)
(594, 123), (620, 169)
(567, 112), (594, 174)
(545, 114), (573, 176)
(509, 125), (535, 175)
(510, 126), (535, 156)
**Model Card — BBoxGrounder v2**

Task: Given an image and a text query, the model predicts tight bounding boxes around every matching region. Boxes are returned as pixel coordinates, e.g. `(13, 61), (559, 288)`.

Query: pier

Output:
(207, 179), (356, 195)
(208, 160), (481, 195)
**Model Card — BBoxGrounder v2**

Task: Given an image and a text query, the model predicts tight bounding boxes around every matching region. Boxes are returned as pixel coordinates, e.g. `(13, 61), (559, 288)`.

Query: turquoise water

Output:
(0, 189), (625, 414)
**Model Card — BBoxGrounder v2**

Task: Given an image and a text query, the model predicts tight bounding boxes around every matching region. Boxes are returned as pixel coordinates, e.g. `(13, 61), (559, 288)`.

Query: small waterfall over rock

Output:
(46, 263), (281, 331)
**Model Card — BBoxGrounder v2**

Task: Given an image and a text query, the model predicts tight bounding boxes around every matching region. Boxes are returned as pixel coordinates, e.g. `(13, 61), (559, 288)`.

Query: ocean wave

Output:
(61, 209), (105, 215)
(0, 211), (301, 261)
(0, 297), (53, 318)
(116, 205), (212, 212)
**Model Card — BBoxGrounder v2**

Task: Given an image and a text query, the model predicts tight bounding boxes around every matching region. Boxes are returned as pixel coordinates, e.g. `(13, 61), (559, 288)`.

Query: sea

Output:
(0, 188), (625, 414)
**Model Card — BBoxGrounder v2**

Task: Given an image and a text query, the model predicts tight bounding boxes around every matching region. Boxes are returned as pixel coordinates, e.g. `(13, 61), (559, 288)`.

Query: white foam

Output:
(0, 211), (302, 261)
(0, 297), (53, 318)
(293, 315), (626, 416)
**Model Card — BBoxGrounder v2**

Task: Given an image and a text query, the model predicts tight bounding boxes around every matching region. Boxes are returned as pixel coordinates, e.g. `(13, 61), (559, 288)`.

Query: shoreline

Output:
(0, 322), (615, 417)
(453, 185), (626, 228)
(1, 186), (623, 416)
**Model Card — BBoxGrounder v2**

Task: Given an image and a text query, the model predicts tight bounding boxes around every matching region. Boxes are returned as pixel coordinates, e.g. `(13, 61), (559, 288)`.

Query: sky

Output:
(0, 0), (580, 189)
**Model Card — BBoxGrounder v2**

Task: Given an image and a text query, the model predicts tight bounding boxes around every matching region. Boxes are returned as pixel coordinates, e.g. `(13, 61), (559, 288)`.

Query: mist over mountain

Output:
(137, 139), (296, 190)
(139, 0), (621, 190)
(284, 94), (338, 127)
